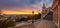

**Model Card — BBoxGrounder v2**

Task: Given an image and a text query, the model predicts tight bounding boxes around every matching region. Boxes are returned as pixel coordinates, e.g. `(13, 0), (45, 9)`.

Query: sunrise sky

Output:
(0, 0), (53, 14)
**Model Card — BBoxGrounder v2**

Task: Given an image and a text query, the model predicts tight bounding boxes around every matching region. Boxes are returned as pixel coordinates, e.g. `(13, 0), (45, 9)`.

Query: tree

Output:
(33, 13), (41, 20)
(0, 20), (15, 28)
(20, 17), (28, 22)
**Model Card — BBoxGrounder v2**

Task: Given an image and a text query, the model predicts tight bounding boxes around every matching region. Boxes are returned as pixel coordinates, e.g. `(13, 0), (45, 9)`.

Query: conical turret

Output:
(42, 2), (46, 9)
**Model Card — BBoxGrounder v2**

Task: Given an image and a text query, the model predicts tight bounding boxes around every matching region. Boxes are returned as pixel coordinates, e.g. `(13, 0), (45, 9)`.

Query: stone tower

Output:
(42, 2), (46, 14)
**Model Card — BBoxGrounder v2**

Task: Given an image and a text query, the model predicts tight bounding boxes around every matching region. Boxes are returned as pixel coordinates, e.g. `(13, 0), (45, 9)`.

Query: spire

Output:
(42, 0), (46, 9)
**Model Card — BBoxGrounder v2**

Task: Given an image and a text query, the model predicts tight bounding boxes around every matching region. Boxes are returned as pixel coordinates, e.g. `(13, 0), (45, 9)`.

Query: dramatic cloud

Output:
(45, 0), (53, 7)
(0, 0), (53, 11)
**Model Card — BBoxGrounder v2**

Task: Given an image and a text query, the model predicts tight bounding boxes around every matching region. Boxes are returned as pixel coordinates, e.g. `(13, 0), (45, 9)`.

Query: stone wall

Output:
(53, 5), (58, 24)
(58, 1), (60, 28)
(52, 0), (58, 28)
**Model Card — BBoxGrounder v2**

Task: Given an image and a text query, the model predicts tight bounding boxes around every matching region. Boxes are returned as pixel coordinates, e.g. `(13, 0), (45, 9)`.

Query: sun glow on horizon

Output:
(2, 11), (41, 15)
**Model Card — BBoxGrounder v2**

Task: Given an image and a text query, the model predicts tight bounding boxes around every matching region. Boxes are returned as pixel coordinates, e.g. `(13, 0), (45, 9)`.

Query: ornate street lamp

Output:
(32, 11), (34, 23)
(31, 6), (35, 24)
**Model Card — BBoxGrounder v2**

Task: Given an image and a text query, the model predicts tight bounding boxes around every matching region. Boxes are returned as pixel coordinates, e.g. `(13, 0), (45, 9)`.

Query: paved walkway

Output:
(35, 20), (56, 28)
(11, 20), (56, 28)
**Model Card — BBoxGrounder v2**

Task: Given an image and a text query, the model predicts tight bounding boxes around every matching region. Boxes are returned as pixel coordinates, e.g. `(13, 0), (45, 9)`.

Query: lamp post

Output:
(32, 11), (34, 23)
(32, 11), (35, 28)
(0, 10), (1, 15)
